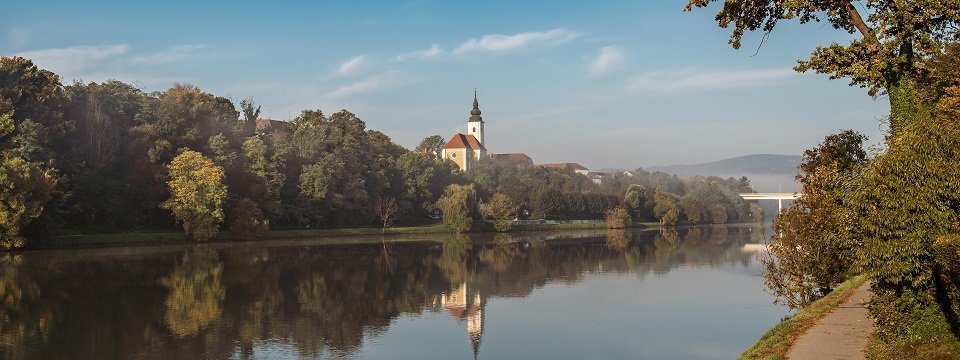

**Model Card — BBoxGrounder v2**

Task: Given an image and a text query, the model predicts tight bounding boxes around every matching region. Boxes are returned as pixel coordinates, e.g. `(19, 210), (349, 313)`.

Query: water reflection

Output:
(0, 224), (771, 359)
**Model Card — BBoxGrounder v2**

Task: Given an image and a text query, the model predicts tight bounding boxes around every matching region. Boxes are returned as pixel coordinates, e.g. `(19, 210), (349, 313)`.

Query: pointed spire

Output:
(469, 89), (483, 122)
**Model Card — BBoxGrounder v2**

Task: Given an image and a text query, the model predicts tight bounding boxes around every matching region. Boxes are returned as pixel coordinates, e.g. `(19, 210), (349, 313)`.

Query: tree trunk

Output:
(886, 75), (928, 140)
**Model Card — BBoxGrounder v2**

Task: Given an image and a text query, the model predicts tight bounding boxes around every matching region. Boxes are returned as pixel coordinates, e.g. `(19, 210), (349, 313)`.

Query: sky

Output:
(2, 1), (889, 169)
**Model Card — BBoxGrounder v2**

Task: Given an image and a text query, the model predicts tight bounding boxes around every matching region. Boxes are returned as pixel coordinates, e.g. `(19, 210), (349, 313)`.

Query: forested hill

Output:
(646, 154), (801, 192)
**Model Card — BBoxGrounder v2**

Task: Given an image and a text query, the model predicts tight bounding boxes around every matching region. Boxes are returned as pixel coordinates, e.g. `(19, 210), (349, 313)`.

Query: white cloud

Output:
(392, 44), (444, 62)
(628, 68), (796, 92)
(17, 44), (129, 74)
(453, 28), (579, 54)
(128, 44), (204, 65)
(588, 46), (627, 76)
(326, 71), (404, 98)
(336, 56), (367, 76)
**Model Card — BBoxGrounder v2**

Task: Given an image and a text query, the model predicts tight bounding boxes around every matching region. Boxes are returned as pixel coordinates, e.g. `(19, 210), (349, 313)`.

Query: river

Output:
(0, 224), (784, 359)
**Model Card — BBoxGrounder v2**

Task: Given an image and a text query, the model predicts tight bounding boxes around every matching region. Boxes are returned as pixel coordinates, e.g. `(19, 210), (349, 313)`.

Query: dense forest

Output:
(0, 56), (760, 247)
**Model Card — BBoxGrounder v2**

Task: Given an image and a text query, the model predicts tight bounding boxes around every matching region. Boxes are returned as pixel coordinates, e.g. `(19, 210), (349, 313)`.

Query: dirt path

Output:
(788, 281), (876, 360)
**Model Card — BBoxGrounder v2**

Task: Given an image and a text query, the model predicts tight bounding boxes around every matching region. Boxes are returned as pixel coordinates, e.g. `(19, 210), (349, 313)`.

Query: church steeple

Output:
(469, 90), (482, 122)
(467, 90), (485, 146)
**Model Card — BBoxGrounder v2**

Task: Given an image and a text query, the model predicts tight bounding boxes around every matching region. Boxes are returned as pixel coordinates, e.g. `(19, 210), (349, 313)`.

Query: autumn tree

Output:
(484, 193), (516, 232)
(436, 184), (477, 234)
(763, 130), (868, 309)
(686, 0), (960, 137)
(653, 188), (681, 226)
(161, 150), (228, 240)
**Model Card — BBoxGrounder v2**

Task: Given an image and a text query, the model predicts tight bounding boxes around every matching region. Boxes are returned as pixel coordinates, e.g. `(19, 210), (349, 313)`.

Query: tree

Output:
(416, 135), (446, 160)
(762, 130), (868, 309)
(623, 184), (646, 218)
(686, 0), (960, 137)
(605, 206), (632, 229)
(436, 184), (477, 234)
(653, 189), (681, 226)
(0, 111), (55, 248)
(484, 193), (515, 232)
(240, 98), (260, 136)
(373, 197), (400, 233)
(161, 150), (228, 241)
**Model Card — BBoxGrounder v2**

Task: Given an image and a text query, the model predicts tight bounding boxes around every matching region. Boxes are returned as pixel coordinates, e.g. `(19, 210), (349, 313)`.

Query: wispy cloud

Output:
(588, 46), (627, 76)
(17, 44), (129, 74)
(628, 68), (796, 92)
(392, 44), (444, 62)
(336, 56), (367, 76)
(326, 71), (405, 98)
(453, 28), (578, 54)
(129, 44), (204, 65)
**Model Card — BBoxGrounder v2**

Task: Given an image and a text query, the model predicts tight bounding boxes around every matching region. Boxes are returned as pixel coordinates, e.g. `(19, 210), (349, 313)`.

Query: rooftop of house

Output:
(537, 162), (589, 171)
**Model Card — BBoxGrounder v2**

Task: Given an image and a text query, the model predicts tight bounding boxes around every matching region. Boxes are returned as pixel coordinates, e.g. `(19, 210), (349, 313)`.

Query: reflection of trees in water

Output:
(161, 247), (226, 338)
(0, 226), (760, 359)
(437, 235), (471, 284)
(0, 254), (51, 359)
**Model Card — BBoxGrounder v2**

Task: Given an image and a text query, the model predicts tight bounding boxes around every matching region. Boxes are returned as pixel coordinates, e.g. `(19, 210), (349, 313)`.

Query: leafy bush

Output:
(933, 234), (960, 329)
(605, 206), (631, 229)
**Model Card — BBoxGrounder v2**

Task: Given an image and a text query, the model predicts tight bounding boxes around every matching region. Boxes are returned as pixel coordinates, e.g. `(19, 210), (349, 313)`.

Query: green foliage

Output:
(653, 188), (681, 226)
(484, 193), (515, 232)
(749, 203), (764, 223)
(623, 184), (646, 217)
(932, 234), (960, 328)
(415, 135), (445, 161)
(436, 184), (477, 234)
(227, 197), (269, 239)
(0, 154), (55, 248)
(763, 130), (867, 309)
(161, 150), (227, 241)
(605, 206), (632, 229)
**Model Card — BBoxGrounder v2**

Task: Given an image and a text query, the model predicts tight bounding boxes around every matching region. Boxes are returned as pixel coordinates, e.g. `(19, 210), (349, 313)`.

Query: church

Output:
(442, 93), (533, 171)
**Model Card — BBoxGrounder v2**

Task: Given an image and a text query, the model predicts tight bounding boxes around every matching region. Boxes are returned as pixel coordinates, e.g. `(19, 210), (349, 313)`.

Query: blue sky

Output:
(2, 1), (888, 169)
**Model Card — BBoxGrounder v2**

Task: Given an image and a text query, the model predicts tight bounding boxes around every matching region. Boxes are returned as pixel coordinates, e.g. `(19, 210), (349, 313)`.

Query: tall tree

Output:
(685, 0), (960, 137)
(416, 135), (446, 161)
(161, 150), (228, 240)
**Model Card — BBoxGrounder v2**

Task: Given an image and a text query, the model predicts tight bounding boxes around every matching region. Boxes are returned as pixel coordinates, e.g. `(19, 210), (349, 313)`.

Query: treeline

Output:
(0, 56), (760, 247)
(462, 158), (762, 226)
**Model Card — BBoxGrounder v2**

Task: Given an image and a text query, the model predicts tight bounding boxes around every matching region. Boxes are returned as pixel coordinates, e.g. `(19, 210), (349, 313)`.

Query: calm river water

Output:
(0, 225), (784, 359)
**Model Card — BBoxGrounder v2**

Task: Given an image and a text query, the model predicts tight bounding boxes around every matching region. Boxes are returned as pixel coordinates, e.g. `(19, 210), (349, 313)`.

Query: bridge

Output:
(739, 192), (799, 213)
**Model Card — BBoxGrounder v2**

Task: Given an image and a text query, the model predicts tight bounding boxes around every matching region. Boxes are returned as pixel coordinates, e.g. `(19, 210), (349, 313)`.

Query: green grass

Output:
(865, 303), (960, 360)
(739, 275), (870, 360)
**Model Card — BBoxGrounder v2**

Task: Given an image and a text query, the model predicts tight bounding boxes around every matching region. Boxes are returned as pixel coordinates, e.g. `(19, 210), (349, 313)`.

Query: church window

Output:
(451, 153), (457, 158)
(472, 127), (476, 132)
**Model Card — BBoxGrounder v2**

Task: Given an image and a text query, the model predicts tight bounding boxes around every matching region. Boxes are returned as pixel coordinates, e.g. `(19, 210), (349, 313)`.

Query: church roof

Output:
(468, 91), (483, 123)
(444, 133), (486, 151)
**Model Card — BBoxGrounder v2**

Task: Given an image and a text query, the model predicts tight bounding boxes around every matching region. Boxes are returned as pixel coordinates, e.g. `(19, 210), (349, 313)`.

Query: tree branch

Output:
(846, 2), (877, 44)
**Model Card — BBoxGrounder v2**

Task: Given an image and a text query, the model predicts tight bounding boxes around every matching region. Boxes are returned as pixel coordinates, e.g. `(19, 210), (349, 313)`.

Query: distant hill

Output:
(646, 154), (802, 192)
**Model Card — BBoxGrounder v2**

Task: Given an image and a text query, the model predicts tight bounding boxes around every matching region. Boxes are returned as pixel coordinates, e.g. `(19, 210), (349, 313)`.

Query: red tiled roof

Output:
(491, 153), (532, 163)
(443, 133), (485, 151)
(255, 118), (286, 131)
(538, 163), (588, 171)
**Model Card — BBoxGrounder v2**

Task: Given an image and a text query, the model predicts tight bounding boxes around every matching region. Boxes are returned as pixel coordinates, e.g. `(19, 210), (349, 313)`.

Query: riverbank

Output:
(34, 221), (662, 250)
(739, 275), (869, 360)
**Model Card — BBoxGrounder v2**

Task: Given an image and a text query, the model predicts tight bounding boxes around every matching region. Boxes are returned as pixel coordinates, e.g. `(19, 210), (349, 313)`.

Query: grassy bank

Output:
(37, 220), (655, 249)
(865, 303), (960, 359)
(739, 275), (869, 360)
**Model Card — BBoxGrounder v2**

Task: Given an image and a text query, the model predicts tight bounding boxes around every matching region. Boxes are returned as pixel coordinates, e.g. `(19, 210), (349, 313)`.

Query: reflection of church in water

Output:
(435, 282), (486, 359)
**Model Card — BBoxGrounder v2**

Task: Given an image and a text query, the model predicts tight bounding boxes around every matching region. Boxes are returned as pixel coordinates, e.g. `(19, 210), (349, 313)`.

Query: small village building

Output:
(490, 153), (534, 168)
(537, 162), (590, 176)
